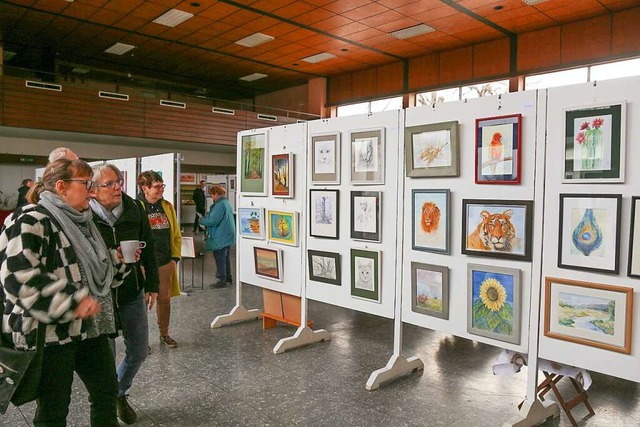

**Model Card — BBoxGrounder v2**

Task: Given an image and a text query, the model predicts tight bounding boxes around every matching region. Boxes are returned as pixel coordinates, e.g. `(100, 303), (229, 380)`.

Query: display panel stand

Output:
(210, 282), (260, 328)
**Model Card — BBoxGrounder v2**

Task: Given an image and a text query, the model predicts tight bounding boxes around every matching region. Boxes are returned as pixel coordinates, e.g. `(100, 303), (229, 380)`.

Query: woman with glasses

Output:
(136, 171), (181, 349)
(0, 158), (132, 426)
(90, 164), (159, 424)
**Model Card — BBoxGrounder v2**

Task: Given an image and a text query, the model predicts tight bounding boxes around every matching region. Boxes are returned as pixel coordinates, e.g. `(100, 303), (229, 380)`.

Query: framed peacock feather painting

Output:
(267, 210), (298, 247)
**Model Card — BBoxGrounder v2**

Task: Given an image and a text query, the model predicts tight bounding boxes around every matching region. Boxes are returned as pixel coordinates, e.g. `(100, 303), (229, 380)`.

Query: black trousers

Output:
(193, 208), (205, 231)
(34, 334), (118, 427)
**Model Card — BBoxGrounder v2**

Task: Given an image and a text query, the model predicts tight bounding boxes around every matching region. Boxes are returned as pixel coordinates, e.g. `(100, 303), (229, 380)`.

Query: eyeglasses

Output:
(65, 179), (96, 191)
(150, 183), (166, 190)
(97, 179), (124, 189)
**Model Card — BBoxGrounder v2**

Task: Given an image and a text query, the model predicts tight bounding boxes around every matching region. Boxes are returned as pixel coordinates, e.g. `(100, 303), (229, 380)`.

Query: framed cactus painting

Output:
(467, 264), (521, 345)
(267, 210), (298, 247)
(558, 194), (622, 274)
(563, 102), (626, 183)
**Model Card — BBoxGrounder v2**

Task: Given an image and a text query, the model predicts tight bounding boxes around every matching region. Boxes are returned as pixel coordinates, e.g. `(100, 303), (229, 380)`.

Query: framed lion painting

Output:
(412, 189), (450, 254)
(462, 199), (534, 261)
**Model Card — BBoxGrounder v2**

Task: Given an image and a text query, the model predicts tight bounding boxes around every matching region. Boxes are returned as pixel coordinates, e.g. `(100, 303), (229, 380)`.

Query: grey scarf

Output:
(40, 191), (114, 297)
(89, 198), (123, 227)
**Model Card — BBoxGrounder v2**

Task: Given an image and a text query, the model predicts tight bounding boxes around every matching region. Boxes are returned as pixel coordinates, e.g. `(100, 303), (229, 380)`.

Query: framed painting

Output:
(412, 189), (450, 254)
(238, 207), (265, 240)
(544, 277), (633, 354)
(475, 114), (522, 184)
(405, 121), (459, 178)
(179, 173), (197, 185)
(411, 262), (449, 319)
(462, 199), (533, 261)
(309, 189), (339, 239)
(563, 101), (626, 183)
(350, 128), (385, 185)
(350, 248), (381, 302)
(240, 133), (268, 196)
(350, 191), (381, 242)
(267, 210), (298, 247)
(467, 264), (521, 345)
(629, 196), (640, 278)
(308, 249), (341, 285)
(253, 247), (283, 282)
(311, 132), (340, 185)
(271, 153), (294, 198)
(558, 194), (621, 274)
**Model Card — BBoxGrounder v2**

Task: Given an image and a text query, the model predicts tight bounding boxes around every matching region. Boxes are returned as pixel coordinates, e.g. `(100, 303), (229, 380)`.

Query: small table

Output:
(537, 371), (595, 426)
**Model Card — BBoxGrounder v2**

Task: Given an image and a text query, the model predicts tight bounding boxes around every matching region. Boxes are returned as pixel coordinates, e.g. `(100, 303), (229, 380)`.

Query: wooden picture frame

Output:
(267, 210), (298, 247)
(350, 191), (381, 242)
(563, 101), (626, 183)
(467, 264), (521, 345)
(238, 207), (265, 240)
(475, 114), (522, 184)
(240, 133), (268, 196)
(350, 128), (385, 185)
(253, 247), (283, 281)
(309, 189), (339, 239)
(412, 189), (450, 254)
(629, 196), (640, 278)
(350, 248), (381, 302)
(311, 132), (340, 185)
(544, 277), (633, 354)
(558, 194), (622, 274)
(462, 199), (533, 261)
(271, 153), (294, 198)
(405, 121), (459, 178)
(411, 262), (449, 319)
(308, 249), (341, 285)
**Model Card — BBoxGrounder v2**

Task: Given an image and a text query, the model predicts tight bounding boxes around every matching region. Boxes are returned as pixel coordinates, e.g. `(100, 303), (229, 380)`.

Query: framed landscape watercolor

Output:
(309, 189), (339, 239)
(350, 191), (381, 242)
(475, 114), (522, 184)
(267, 210), (298, 247)
(412, 189), (450, 254)
(462, 199), (533, 261)
(558, 194), (621, 274)
(240, 133), (267, 195)
(411, 262), (449, 319)
(467, 264), (521, 345)
(544, 277), (633, 354)
(311, 132), (340, 185)
(238, 207), (265, 240)
(563, 101), (626, 183)
(350, 248), (380, 302)
(350, 128), (385, 185)
(308, 249), (341, 286)
(405, 121), (459, 178)
(253, 247), (283, 281)
(271, 153), (294, 198)
(629, 196), (640, 278)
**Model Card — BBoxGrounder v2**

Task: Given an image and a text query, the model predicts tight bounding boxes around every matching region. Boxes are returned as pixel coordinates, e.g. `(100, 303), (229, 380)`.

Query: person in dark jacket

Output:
(192, 180), (206, 232)
(16, 178), (33, 208)
(90, 164), (160, 425)
(200, 185), (235, 288)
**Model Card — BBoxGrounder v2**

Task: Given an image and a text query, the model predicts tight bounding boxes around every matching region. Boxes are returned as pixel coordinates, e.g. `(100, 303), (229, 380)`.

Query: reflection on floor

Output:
(3, 235), (639, 426)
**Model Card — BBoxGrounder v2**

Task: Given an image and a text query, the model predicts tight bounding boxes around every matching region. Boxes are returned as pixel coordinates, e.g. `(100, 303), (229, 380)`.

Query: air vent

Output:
(160, 100), (186, 109)
(257, 114), (277, 122)
(212, 107), (235, 115)
(99, 91), (129, 101)
(26, 80), (62, 91)
(296, 119), (306, 123)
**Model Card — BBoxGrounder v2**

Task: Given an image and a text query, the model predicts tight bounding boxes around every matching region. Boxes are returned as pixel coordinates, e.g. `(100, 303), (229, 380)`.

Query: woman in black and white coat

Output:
(0, 158), (132, 427)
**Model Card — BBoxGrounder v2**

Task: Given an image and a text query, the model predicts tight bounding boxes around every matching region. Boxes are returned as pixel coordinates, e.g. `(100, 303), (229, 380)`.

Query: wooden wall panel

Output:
(474, 38), (510, 78)
(517, 27), (561, 72)
(328, 73), (352, 105)
(408, 54), (438, 91)
(612, 7), (640, 56)
(439, 46), (473, 84)
(561, 15), (612, 64)
(376, 62), (404, 95)
(351, 68), (377, 99)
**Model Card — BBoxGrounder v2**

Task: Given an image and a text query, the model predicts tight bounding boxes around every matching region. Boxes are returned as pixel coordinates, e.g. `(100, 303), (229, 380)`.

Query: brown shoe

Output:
(160, 335), (177, 348)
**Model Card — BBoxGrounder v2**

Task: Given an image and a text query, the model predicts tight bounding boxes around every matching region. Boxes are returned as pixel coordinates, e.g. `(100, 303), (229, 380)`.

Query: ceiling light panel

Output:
(301, 52), (336, 64)
(239, 73), (268, 82)
(153, 9), (194, 27)
(104, 43), (136, 55)
(522, 0), (550, 5)
(235, 33), (275, 48)
(390, 24), (435, 40)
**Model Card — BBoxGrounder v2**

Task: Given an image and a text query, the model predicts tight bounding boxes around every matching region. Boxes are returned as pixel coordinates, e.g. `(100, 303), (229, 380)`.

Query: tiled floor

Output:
(2, 234), (639, 426)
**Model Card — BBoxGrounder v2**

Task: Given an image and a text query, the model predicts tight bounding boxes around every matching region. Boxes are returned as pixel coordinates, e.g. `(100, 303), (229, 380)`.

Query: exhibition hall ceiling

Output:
(0, 0), (636, 99)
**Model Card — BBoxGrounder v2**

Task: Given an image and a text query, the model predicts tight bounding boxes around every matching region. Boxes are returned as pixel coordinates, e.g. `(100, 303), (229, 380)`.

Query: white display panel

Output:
(140, 153), (176, 207)
(108, 157), (137, 198)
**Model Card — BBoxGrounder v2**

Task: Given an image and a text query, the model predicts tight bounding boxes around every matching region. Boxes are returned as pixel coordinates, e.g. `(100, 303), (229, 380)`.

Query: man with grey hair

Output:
(90, 163), (159, 425)
(48, 146), (79, 162)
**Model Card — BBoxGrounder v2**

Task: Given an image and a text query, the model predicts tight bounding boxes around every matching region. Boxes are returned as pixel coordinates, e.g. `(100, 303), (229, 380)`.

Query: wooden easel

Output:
(261, 289), (314, 329)
(537, 371), (595, 426)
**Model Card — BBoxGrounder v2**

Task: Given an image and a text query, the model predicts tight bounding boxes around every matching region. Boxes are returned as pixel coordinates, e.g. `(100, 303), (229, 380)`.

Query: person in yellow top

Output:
(136, 171), (181, 348)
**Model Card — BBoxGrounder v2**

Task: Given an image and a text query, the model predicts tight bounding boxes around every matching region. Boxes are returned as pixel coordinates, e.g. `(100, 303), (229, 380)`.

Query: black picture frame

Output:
(629, 196), (640, 278)
(350, 191), (381, 242)
(307, 249), (341, 285)
(309, 189), (340, 239)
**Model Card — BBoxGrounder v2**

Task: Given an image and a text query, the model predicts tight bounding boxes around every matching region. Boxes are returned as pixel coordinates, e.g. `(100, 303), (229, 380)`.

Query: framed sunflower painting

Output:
(467, 264), (521, 345)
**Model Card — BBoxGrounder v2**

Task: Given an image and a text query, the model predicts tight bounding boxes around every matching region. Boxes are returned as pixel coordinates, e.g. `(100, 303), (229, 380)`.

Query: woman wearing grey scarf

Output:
(0, 159), (131, 426)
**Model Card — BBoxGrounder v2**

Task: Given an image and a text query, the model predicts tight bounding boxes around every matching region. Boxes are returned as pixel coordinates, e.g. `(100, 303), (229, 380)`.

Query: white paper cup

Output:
(121, 240), (146, 264)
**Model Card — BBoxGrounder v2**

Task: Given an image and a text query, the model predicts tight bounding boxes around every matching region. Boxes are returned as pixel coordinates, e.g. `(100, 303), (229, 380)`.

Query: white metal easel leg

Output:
(503, 398), (560, 427)
(273, 325), (331, 354)
(366, 353), (424, 391)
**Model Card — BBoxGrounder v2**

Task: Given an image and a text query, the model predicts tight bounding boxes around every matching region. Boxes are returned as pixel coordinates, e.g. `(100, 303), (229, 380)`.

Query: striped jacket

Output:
(0, 204), (129, 350)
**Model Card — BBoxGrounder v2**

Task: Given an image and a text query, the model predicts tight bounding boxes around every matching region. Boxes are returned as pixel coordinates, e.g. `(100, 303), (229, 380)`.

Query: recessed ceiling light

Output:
(522, 0), (549, 5)
(301, 52), (336, 64)
(235, 33), (275, 48)
(390, 24), (435, 40)
(494, 5), (504, 10)
(239, 73), (268, 82)
(104, 42), (136, 55)
(341, 48), (348, 52)
(71, 68), (90, 74)
(153, 9), (194, 27)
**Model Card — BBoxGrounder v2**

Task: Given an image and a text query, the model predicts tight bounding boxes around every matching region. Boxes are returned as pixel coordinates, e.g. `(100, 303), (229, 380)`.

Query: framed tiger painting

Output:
(461, 199), (534, 261)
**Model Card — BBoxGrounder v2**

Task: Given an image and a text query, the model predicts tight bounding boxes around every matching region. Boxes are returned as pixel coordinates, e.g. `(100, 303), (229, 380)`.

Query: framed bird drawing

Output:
(475, 114), (522, 184)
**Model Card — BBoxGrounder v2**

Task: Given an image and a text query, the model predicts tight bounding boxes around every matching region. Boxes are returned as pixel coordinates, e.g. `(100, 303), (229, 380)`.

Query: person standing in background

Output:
(192, 180), (206, 232)
(137, 171), (181, 349)
(48, 146), (79, 162)
(16, 178), (34, 208)
(200, 185), (235, 288)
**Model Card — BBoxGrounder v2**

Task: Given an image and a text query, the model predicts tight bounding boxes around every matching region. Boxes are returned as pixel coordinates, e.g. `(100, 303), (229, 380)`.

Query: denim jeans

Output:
(213, 246), (232, 282)
(110, 291), (149, 397)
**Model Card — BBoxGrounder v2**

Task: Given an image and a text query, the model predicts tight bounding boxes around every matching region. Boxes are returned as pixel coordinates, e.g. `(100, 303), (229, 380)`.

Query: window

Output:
(336, 96), (402, 117)
(524, 68), (588, 90)
(590, 58), (640, 82)
(416, 87), (459, 106)
(336, 102), (369, 117)
(416, 80), (508, 107)
(370, 96), (402, 113)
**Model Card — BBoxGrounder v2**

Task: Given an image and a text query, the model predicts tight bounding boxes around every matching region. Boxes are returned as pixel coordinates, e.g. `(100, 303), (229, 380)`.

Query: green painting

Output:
(240, 133), (267, 194)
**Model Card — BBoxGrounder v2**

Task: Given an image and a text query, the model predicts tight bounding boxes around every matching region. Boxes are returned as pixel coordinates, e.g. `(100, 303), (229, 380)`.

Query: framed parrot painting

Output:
(475, 114), (522, 184)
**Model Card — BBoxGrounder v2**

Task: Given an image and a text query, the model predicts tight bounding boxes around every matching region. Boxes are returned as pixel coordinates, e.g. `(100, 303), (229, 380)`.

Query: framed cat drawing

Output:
(350, 191), (381, 242)
(311, 132), (340, 185)
(350, 248), (381, 302)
